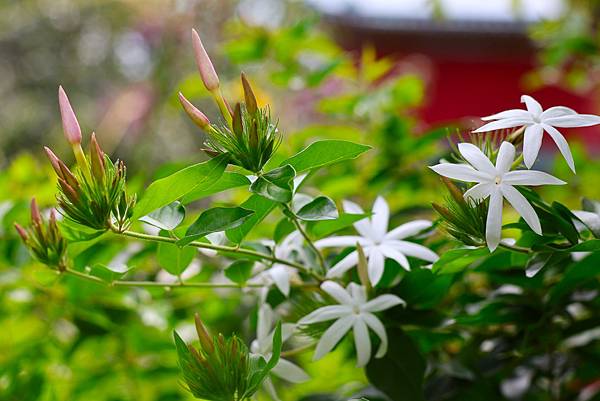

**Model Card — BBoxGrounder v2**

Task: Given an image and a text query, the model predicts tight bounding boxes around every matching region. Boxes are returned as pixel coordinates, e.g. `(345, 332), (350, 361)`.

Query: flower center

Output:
(352, 305), (361, 315)
(494, 176), (502, 185)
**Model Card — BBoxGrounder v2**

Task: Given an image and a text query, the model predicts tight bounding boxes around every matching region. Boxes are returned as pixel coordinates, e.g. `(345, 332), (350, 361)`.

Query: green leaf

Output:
(295, 196), (339, 221)
(282, 140), (370, 173)
(562, 239), (600, 252)
(250, 165), (296, 203)
(225, 260), (254, 284)
(181, 172), (251, 204)
(139, 201), (185, 231)
(157, 242), (196, 276)
(307, 212), (368, 239)
(179, 207), (255, 246)
(432, 247), (489, 274)
(366, 327), (426, 401)
(246, 321), (282, 395)
(87, 264), (131, 283)
(226, 195), (277, 244)
(550, 252), (600, 303)
(274, 218), (295, 243)
(133, 154), (228, 218)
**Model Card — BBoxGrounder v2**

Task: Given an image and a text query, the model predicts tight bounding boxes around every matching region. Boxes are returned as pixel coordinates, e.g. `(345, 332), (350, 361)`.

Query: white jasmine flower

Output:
(314, 197), (438, 285)
(473, 94), (600, 172)
(249, 231), (308, 297)
(430, 142), (566, 251)
(299, 281), (405, 367)
(251, 304), (309, 390)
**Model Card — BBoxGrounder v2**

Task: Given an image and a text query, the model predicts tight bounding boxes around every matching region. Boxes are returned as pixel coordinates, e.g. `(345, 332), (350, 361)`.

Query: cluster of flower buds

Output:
(174, 314), (275, 401)
(179, 29), (281, 173)
(45, 87), (135, 231)
(432, 177), (487, 247)
(14, 199), (67, 270)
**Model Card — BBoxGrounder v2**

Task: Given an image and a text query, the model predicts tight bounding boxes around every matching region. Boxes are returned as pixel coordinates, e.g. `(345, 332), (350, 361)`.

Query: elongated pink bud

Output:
(178, 92), (211, 129)
(14, 223), (29, 242)
(58, 86), (82, 144)
(30, 198), (42, 226)
(191, 29), (220, 91)
(44, 146), (64, 179)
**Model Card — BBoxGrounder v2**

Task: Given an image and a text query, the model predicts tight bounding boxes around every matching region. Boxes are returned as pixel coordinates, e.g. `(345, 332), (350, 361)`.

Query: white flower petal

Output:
(263, 377), (281, 401)
(542, 124), (576, 173)
(384, 220), (432, 240)
(348, 282), (367, 305)
(387, 240), (439, 262)
(367, 246), (386, 285)
(314, 236), (366, 249)
(269, 265), (290, 296)
(362, 294), (405, 313)
(573, 211), (600, 233)
(272, 359), (310, 383)
(543, 113), (600, 128)
(372, 196), (390, 241)
(313, 315), (355, 361)
(321, 281), (353, 305)
(496, 141), (516, 173)
(379, 244), (410, 271)
(326, 251), (359, 278)
(503, 170), (566, 186)
(501, 185), (542, 235)
(472, 118), (531, 133)
(458, 143), (496, 175)
(353, 318), (372, 367)
(540, 106), (577, 120)
(343, 200), (374, 238)
(521, 95), (543, 117)
(486, 188), (503, 251)
(522, 124), (544, 169)
(257, 304), (273, 343)
(464, 182), (493, 202)
(429, 163), (491, 183)
(300, 305), (351, 324)
(362, 313), (389, 358)
(481, 109), (532, 121)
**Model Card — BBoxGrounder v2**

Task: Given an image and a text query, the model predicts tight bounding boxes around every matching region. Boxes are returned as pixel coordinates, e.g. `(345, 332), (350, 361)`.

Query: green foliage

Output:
(250, 164), (296, 203)
(295, 196), (338, 221)
(180, 206), (255, 246)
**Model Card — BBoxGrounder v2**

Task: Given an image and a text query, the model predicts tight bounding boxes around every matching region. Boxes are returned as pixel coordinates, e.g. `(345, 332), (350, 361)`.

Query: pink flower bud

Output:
(58, 86), (82, 145)
(191, 29), (220, 91)
(178, 92), (211, 129)
(44, 146), (64, 179)
(30, 198), (42, 226)
(14, 223), (29, 242)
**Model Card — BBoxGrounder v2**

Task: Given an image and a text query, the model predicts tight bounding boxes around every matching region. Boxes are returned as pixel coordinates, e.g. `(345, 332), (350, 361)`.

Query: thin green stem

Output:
(499, 242), (530, 254)
(116, 229), (324, 281)
(62, 267), (266, 289)
(283, 205), (327, 273)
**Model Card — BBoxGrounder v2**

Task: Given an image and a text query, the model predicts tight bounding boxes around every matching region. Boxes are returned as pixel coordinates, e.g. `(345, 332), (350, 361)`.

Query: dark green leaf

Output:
(250, 165), (296, 203)
(179, 207), (255, 246)
(432, 247), (489, 274)
(274, 218), (295, 243)
(139, 201), (185, 231)
(296, 196), (339, 221)
(157, 242), (196, 276)
(224, 260), (254, 284)
(226, 195), (277, 244)
(283, 140), (371, 172)
(366, 328), (426, 401)
(550, 252), (600, 303)
(133, 154), (228, 218)
(307, 213), (368, 239)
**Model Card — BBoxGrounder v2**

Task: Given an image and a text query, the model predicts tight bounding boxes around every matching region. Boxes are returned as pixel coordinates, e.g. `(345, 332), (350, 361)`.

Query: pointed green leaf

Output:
(181, 172), (251, 204)
(226, 195), (277, 244)
(282, 140), (370, 173)
(250, 165), (296, 203)
(179, 207), (255, 246)
(296, 196), (338, 221)
(224, 260), (254, 284)
(157, 242), (196, 276)
(307, 212), (368, 239)
(139, 201), (185, 231)
(133, 154), (228, 218)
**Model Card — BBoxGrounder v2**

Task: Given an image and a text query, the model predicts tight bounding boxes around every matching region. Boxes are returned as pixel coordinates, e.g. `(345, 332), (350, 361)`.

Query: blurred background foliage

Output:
(2, 0), (600, 400)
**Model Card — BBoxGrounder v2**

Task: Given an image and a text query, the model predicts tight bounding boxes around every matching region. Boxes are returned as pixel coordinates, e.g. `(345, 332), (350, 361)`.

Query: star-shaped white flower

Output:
(430, 141), (566, 251)
(314, 197), (438, 285)
(299, 281), (405, 367)
(251, 304), (309, 401)
(473, 94), (600, 173)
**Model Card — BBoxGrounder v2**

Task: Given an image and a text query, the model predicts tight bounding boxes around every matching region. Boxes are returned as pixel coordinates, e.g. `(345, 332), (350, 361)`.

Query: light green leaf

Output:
(224, 260), (254, 284)
(139, 201), (185, 231)
(157, 242), (196, 276)
(282, 140), (370, 173)
(87, 264), (131, 283)
(181, 172), (251, 204)
(432, 247), (489, 274)
(295, 196), (338, 221)
(226, 195), (277, 244)
(179, 207), (255, 246)
(133, 154), (228, 218)
(250, 165), (296, 203)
